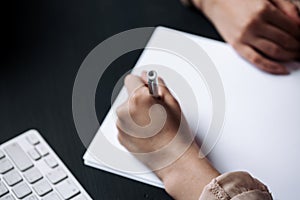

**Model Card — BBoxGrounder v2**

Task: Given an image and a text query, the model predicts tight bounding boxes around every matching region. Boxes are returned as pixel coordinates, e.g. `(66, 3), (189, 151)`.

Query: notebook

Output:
(84, 26), (300, 199)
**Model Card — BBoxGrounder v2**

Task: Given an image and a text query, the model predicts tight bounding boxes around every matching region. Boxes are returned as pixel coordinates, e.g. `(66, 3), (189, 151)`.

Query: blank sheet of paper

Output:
(84, 27), (300, 199)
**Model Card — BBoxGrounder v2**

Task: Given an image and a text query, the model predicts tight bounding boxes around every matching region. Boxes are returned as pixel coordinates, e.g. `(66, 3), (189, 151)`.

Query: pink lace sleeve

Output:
(199, 172), (273, 200)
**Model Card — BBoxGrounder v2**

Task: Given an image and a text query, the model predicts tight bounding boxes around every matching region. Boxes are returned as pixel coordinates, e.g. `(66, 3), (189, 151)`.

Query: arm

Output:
(116, 73), (272, 200)
(116, 73), (219, 199)
(157, 142), (220, 200)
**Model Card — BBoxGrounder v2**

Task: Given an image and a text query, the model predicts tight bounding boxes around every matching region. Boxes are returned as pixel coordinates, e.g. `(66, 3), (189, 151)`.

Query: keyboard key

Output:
(4, 143), (33, 172)
(46, 168), (67, 184)
(0, 159), (13, 174)
(24, 168), (43, 184)
(72, 194), (88, 200)
(27, 149), (41, 161)
(56, 179), (80, 199)
(12, 182), (31, 199)
(0, 150), (5, 159)
(33, 180), (52, 197)
(26, 134), (39, 145)
(0, 182), (8, 197)
(44, 156), (58, 168)
(42, 192), (61, 200)
(0, 131), (91, 200)
(24, 194), (38, 200)
(3, 170), (22, 186)
(35, 144), (49, 157)
(0, 194), (15, 200)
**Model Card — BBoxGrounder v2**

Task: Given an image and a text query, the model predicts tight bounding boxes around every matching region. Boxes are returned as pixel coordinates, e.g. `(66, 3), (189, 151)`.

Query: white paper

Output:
(84, 27), (300, 199)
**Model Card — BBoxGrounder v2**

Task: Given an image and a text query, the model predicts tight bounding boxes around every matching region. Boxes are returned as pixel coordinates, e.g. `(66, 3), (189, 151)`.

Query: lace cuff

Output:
(199, 172), (273, 200)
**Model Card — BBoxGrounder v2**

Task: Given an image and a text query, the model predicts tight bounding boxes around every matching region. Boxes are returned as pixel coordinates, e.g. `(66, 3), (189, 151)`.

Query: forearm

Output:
(182, 0), (220, 23)
(189, 0), (207, 10)
(157, 144), (272, 200)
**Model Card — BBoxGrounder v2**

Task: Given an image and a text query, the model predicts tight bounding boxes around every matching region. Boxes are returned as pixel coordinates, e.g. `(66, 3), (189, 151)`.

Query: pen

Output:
(147, 70), (159, 98)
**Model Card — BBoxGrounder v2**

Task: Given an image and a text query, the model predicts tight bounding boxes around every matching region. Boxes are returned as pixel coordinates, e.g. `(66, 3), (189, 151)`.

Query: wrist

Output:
(156, 143), (220, 199)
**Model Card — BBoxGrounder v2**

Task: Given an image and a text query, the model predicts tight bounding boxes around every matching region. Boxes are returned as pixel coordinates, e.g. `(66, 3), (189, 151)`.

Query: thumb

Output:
(271, 0), (300, 25)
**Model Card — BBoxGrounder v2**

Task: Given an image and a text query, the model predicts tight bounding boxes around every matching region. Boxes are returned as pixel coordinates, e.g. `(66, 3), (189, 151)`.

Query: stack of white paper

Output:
(84, 27), (300, 199)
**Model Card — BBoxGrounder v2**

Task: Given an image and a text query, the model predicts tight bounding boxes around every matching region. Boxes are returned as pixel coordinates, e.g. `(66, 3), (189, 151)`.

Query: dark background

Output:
(0, 0), (221, 199)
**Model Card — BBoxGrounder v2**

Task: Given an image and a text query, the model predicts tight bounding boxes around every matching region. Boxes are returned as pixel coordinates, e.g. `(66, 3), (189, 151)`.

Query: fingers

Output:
(264, 2), (300, 41)
(116, 101), (128, 123)
(141, 71), (179, 108)
(256, 23), (300, 51)
(124, 74), (145, 95)
(236, 44), (289, 75)
(141, 70), (167, 86)
(141, 71), (148, 84)
(248, 38), (300, 61)
(271, 0), (300, 25)
(125, 72), (175, 102)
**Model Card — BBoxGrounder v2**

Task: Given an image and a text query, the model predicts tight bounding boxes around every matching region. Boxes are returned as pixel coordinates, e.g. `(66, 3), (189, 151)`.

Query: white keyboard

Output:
(0, 130), (92, 200)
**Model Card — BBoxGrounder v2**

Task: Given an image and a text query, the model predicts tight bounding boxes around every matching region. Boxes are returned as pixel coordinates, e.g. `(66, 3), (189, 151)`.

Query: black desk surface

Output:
(0, 0), (221, 199)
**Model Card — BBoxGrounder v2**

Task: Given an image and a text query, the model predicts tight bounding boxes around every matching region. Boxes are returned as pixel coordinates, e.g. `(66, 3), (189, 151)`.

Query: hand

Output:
(193, 0), (300, 74)
(116, 72), (219, 200)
